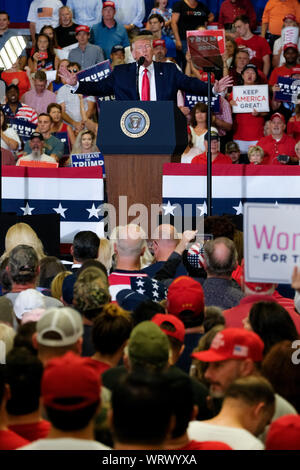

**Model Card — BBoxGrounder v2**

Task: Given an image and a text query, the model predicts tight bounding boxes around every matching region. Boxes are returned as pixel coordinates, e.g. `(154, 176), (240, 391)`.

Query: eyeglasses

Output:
(68, 68), (78, 73)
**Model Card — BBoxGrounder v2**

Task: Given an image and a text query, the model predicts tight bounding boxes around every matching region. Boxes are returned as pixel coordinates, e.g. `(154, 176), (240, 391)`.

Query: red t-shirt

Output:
(257, 134), (297, 165)
(269, 65), (294, 86)
(191, 152), (232, 164)
(235, 35), (271, 71)
(9, 419), (51, 442)
(176, 440), (232, 450)
(0, 429), (29, 450)
(287, 117), (300, 142)
(233, 112), (265, 141)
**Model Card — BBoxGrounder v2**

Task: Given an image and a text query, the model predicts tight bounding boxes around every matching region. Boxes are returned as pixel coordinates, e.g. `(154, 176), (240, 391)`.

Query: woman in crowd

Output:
(40, 25), (61, 51)
(149, 0), (173, 36)
(189, 103), (212, 155)
(28, 33), (59, 73)
(71, 129), (99, 155)
(0, 108), (21, 153)
(224, 36), (238, 69)
(0, 223), (45, 262)
(47, 102), (76, 148)
(48, 59), (69, 93)
(230, 64), (266, 154)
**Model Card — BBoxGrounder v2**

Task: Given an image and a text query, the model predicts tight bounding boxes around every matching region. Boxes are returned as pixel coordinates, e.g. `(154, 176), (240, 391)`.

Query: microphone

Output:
(136, 56), (146, 99)
(138, 56), (145, 67)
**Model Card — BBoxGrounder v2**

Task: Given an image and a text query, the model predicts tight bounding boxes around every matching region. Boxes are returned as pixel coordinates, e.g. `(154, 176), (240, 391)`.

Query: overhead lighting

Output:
(0, 36), (27, 70)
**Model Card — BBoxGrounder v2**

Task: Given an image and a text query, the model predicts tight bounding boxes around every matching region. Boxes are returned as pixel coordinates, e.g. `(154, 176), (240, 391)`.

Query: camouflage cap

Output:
(8, 245), (38, 275)
(128, 321), (169, 371)
(73, 267), (110, 316)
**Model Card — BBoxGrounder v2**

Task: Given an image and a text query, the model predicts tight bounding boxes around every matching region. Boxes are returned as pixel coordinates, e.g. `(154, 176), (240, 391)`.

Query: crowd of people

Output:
(1, 0), (300, 452)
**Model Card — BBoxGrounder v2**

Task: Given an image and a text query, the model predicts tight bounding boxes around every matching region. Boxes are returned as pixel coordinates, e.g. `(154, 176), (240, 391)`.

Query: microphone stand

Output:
(136, 56), (145, 100)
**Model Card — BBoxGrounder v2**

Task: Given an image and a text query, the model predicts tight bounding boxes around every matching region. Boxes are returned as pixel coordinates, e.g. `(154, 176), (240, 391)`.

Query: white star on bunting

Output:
(20, 202), (35, 215)
(197, 201), (207, 217)
(53, 203), (68, 219)
(233, 201), (243, 215)
(162, 201), (177, 216)
(86, 203), (100, 219)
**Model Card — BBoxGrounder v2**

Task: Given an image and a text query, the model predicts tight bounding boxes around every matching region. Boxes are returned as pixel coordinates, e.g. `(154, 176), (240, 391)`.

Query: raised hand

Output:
(58, 65), (78, 86)
(214, 75), (233, 93)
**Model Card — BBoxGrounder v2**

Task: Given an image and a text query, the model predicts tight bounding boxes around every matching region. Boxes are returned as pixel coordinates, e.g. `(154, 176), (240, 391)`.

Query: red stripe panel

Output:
(2, 166), (103, 179)
(163, 163), (300, 177)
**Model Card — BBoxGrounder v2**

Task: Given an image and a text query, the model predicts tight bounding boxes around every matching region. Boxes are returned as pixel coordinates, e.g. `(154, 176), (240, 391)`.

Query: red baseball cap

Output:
(241, 260), (274, 293)
(191, 328), (264, 362)
(167, 276), (205, 320)
(75, 25), (90, 34)
(266, 415), (300, 450)
(42, 352), (101, 410)
(153, 39), (166, 48)
(270, 112), (285, 123)
(198, 71), (215, 84)
(283, 42), (298, 52)
(152, 313), (185, 343)
(103, 1), (115, 9)
(283, 14), (297, 22)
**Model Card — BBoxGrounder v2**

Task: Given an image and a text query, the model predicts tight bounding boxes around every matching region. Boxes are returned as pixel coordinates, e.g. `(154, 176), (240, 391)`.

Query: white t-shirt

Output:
(273, 36), (300, 66)
(189, 126), (218, 155)
(27, 0), (64, 33)
(1, 127), (21, 150)
(19, 438), (111, 450)
(187, 421), (264, 450)
(56, 84), (96, 123)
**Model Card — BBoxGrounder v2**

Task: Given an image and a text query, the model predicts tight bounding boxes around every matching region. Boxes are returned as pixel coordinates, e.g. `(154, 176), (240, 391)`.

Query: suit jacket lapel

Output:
(153, 62), (164, 101)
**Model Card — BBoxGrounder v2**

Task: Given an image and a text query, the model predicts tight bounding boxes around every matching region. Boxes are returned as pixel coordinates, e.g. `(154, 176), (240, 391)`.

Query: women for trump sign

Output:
(244, 203), (300, 283)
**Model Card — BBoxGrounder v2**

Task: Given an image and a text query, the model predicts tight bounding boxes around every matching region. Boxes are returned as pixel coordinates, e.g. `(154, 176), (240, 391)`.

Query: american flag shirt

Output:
(108, 270), (167, 302)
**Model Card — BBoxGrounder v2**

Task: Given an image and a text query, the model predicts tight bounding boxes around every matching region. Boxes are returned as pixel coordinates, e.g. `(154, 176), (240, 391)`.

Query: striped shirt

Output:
(2, 102), (38, 124)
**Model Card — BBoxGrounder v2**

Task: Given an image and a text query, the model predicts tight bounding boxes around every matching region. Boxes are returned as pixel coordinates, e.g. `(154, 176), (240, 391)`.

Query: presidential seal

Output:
(120, 108), (150, 138)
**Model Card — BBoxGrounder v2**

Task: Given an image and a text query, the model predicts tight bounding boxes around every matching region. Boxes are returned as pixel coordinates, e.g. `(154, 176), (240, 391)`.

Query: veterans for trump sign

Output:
(232, 85), (269, 113)
(244, 203), (300, 284)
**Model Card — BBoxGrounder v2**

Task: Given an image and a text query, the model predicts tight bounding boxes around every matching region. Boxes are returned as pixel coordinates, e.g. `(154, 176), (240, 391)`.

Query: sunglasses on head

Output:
(68, 68), (78, 73)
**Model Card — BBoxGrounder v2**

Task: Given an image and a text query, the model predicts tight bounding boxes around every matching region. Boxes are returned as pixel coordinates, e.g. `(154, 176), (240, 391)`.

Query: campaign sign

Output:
(275, 76), (300, 103)
(244, 203), (300, 283)
(77, 60), (112, 83)
(187, 29), (225, 70)
(184, 94), (220, 112)
(232, 85), (269, 113)
(8, 118), (37, 141)
(71, 152), (106, 177)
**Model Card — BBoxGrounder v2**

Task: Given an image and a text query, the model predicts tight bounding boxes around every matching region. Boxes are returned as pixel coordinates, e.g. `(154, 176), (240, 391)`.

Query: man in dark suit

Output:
(59, 36), (232, 101)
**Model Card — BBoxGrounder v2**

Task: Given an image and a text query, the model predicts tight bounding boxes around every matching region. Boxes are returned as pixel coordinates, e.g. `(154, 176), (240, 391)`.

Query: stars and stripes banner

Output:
(162, 164), (300, 218)
(2, 166), (104, 243)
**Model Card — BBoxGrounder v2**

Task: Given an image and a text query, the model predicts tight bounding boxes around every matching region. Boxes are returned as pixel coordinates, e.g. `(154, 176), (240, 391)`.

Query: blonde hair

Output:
(51, 270), (72, 300)
(248, 145), (264, 158)
(98, 237), (113, 273)
(71, 129), (99, 154)
(1, 223), (45, 262)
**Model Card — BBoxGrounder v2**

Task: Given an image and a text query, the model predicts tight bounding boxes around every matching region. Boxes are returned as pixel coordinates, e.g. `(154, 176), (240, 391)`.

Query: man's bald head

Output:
(203, 237), (238, 278)
(115, 224), (146, 259)
(151, 224), (179, 261)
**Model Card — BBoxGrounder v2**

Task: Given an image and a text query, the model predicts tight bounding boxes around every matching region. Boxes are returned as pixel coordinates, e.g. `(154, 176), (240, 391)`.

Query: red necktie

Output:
(141, 68), (150, 101)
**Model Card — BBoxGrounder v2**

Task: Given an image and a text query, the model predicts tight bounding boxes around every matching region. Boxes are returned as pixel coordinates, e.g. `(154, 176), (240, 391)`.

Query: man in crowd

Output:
(110, 45), (126, 68)
(148, 14), (176, 59)
(17, 132), (57, 166)
(0, 11), (27, 68)
(90, 2), (129, 61)
(234, 15), (271, 76)
(218, 0), (256, 30)
(109, 224), (166, 302)
(191, 328), (297, 432)
(20, 352), (111, 449)
(225, 141), (248, 163)
(23, 113), (64, 162)
(5, 347), (51, 442)
(55, 5), (78, 48)
(5, 245), (62, 312)
(68, 25), (105, 70)
(59, 36), (232, 101)
(257, 112), (297, 164)
(201, 237), (244, 310)
(272, 14), (300, 67)
(27, 0), (63, 47)
(22, 70), (56, 115)
(261, 0), (300, 45)
(269, 43), (299, 86)
(70, 230), (100, 273)
(2, 84), (38, 124)
(188, 376), (275, 450)
(191, 130), (232, 165)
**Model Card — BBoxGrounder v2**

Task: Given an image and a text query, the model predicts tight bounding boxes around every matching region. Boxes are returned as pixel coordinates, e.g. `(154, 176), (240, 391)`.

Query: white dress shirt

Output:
(138, 62), (157, 101)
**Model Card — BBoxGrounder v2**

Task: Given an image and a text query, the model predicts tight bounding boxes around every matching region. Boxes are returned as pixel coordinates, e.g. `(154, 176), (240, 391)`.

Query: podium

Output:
(97, 101), (187, 234)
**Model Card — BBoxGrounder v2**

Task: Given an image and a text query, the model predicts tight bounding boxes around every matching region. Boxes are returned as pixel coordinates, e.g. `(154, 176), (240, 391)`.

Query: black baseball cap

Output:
(111, 44), (125, 54)
(30, 132), (44, 141)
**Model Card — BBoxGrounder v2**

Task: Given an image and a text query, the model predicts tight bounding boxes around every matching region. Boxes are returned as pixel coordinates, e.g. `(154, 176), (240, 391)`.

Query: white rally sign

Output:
(244, 203), (300, 283)
(232, 84), (269, 113)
